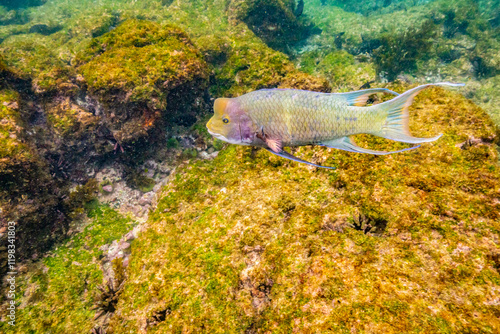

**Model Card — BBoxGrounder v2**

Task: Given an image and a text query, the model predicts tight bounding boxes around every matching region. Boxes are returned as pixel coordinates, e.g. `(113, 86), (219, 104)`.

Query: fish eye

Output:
(222, 117), (229, 124)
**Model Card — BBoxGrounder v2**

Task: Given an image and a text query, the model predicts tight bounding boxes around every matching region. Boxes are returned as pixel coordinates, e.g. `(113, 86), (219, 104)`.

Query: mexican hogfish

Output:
(206, 83), (463, 169)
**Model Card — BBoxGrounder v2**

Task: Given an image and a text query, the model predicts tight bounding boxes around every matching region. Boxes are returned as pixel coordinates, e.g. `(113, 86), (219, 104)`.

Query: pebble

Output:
(102, 184), (113, 193)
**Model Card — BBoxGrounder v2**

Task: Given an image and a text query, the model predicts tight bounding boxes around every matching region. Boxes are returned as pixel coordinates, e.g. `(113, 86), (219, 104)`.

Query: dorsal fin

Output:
(332, 88), (399, 106)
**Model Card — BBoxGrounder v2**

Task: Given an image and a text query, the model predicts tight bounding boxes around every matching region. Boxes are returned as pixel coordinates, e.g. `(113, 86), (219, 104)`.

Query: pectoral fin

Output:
(265, 148), (336, 169)
(319, 136), (420, 155)
(266, 138), (282, 153)
(333, 88), (400, 106)
(256, 127), (283, 153)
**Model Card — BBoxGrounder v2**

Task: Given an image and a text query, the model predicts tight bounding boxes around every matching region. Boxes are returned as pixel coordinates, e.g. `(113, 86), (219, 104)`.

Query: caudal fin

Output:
(371, 82), (464, 144)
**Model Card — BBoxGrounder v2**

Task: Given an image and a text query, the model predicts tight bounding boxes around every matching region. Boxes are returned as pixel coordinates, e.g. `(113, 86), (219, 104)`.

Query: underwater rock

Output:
(0, 90), (69, 276)
(102, 184), (113, 193)
(28, 23), (63, 36)
(0, 33), (75, 94)
(76, 19), (210, 144)
(213, 28), (331, 97)
(301, 49), (377, 90)
(228, 0), (320, 51)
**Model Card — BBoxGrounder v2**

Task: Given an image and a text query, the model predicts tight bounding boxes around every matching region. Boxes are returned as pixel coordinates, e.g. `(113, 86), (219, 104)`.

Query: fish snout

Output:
(206, 117), (214, 131)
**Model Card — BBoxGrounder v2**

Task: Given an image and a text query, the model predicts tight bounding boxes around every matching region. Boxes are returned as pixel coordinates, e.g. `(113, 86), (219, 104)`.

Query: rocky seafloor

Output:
(0, 0), (499, 333)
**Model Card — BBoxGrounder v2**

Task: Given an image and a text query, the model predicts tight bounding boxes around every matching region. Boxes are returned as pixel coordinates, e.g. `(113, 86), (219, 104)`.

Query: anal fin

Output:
(319, 136), (420, 155)
(265, 148), (336, 169)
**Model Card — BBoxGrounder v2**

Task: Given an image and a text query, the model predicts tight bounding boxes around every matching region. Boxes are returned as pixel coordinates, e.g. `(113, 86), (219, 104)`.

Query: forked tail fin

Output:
(371, 82), (464, 144)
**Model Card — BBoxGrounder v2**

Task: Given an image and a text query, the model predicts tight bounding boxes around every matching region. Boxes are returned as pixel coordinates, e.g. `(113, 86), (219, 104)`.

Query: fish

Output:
(206, 83), (464, 169)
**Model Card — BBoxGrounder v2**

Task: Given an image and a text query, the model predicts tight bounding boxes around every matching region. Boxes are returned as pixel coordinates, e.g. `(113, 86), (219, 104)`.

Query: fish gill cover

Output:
(0, 0), (499, 333)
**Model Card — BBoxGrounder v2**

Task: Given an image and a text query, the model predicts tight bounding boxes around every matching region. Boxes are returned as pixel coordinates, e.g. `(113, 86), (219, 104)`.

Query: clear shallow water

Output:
(1, 1), (500, 333)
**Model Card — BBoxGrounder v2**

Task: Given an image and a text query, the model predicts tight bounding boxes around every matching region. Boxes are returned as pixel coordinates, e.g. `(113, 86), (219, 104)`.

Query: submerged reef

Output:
(5, 85), (500, 333)
(0, 0), (500, 333)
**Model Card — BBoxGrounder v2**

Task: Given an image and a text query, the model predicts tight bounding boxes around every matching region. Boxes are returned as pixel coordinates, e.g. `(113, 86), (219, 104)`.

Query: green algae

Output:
(0, 33), (74, 94)
(77, 19), (209, 110)
(0, 90), (29, 163)
(299, 49), (377, 90)
(0, 205), (136, 334)
(372, 19), (438, 81)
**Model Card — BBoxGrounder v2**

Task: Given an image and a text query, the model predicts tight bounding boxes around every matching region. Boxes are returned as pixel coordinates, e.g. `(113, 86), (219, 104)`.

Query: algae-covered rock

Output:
(45, 97), (98, 138)
(228, 0), (318, 51)
(0, 33), (74, 94)
(0, 90), (67, 274)
(0, 205), (136, 334)
(213, 25), (330, 97)
(98, 86), (499, 333)
(77, 19), (210, 143)
(299, 49), (377, 90)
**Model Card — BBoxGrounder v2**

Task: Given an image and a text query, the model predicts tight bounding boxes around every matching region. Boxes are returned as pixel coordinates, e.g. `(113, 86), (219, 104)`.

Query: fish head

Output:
(207, 98), (254, 145)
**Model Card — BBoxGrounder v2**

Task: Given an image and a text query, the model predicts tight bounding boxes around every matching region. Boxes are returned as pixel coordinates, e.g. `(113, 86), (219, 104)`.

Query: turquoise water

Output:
(1, 1), (500, 333)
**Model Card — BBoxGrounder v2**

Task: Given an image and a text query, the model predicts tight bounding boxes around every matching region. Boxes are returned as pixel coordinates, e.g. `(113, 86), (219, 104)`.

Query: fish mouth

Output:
(207, 128), (229, 142)
(207, 127), (245, 145)
(207, 128), (223, 139)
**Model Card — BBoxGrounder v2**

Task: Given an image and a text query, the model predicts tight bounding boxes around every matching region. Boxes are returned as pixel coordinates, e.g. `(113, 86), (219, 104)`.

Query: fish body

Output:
(233, 89), (383, 147)
(207, 83), (464, 169)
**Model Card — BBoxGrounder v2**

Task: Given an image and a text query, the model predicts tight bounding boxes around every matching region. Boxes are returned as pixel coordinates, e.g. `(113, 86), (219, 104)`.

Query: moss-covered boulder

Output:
(0, 33), (75, 94)
(228, 0), (318, 51)
(76, 19), (210, 143)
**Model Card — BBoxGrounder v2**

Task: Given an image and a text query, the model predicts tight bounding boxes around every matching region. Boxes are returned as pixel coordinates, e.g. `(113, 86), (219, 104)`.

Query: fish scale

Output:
(235, 89), (373, 146)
